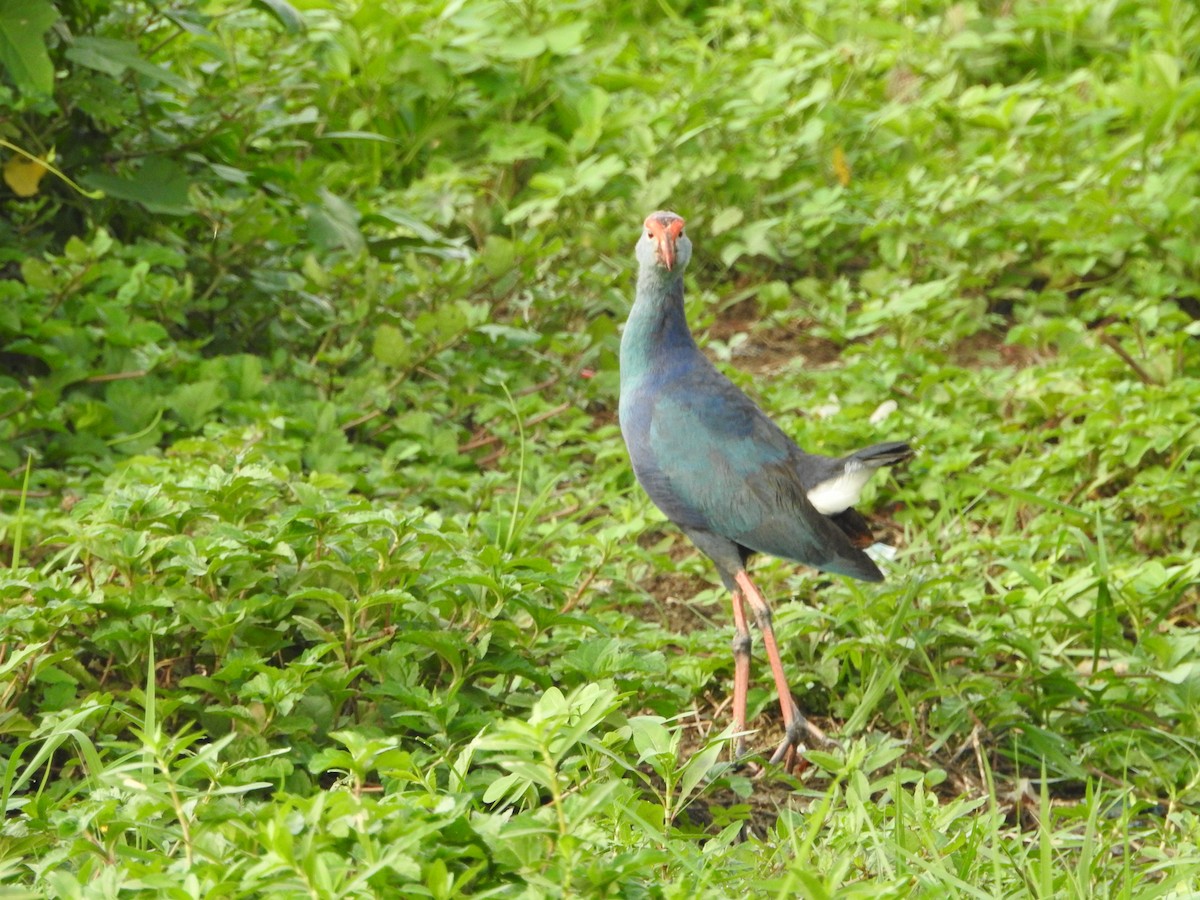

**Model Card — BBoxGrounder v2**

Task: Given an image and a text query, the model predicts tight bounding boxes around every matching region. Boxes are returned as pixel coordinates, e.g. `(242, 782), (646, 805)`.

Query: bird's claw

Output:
(799, 715), (843, 752)
(766, 708), (842, 772)
(767, 732), (802, 772)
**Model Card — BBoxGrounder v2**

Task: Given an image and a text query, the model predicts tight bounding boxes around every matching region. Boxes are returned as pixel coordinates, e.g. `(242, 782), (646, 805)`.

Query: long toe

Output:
(794, 706), (842, 751)
(768, 713), (810, 773)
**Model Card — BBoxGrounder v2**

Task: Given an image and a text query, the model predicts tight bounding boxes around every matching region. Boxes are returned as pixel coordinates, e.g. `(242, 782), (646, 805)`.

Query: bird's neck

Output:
(621, 272), (698, 384)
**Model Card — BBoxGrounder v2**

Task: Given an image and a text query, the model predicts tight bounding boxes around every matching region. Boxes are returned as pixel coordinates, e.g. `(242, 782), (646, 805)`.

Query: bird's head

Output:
(636, 210), (691, 276)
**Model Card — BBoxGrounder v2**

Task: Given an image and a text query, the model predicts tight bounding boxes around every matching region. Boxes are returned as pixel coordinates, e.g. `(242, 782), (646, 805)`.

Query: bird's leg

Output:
(730, 587), (752, 760)
(734, 570), (808, 772)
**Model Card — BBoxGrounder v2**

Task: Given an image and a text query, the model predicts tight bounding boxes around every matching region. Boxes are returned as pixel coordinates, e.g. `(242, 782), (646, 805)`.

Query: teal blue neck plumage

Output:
(620, 262), (698, 392)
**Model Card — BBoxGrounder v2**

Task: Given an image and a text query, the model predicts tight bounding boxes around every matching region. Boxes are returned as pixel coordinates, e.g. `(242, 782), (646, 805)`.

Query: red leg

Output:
(730, 587), (751, 760)
(734, 570), (810, 772)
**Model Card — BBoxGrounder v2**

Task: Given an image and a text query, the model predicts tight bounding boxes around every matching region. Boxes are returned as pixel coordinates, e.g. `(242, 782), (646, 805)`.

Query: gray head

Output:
(635, 210), (692, 278)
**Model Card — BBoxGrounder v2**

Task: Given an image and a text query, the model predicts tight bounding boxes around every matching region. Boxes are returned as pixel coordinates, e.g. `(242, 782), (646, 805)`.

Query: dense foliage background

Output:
(2, 0), (1199, 895)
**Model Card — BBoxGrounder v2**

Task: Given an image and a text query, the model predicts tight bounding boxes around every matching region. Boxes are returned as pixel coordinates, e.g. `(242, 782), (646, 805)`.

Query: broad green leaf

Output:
(307, 189), (364, 253)
(483, 123), (554, 164)
(568, 86), (609, 153)
(0, 0), (56, 97)
(252, 0), (306, 33)
(494, 36), (545, 60)
(709, 207), (744, 236)
(81, 157), (192, 215)
(66, 36), (191, 91)
(678, 732), (727, 804)
(479, 235), (515, 275)
(628, 716), (673, 763)
(372, 324), (411, 369)
(169, 380), (225, 431)
(543, 21), (587, 54)
(481, 771), (524, 804)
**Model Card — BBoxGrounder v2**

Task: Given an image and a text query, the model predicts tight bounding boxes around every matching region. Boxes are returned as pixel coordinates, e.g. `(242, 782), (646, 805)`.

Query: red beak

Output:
(657, 234), (676, 271)
(645, 213), (685, 271)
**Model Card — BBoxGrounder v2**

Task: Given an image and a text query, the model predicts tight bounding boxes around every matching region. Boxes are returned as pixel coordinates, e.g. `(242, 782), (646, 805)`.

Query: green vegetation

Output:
(2, 0), (1199, 895)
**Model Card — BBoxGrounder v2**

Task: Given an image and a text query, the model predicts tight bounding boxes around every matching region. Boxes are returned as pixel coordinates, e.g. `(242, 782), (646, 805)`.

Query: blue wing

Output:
(622, 357), (882, 581)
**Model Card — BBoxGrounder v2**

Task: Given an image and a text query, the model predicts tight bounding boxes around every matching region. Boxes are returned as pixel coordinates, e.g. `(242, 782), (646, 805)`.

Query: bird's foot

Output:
(767, 732), (805, 773)
(799, 715), (843, 752)
(767, 710), (807, 772)
(766, 707), (841, 773)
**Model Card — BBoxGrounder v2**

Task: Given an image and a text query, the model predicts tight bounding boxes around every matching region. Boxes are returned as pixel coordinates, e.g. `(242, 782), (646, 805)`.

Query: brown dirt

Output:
(652, 696), (1100, 839)
(707, 314), (844, 375)
(712, 300), (1051, 376)
(950, 328), (1053, 370)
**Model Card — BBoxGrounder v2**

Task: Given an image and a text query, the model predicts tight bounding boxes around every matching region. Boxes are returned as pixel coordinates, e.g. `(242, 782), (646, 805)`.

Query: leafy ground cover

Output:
(2, 0), (1199, 895)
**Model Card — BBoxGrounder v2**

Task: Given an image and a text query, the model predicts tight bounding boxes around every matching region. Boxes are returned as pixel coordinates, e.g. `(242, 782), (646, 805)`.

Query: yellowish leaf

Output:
(832, 145), (851, 187)
(4, 155), (49, 197)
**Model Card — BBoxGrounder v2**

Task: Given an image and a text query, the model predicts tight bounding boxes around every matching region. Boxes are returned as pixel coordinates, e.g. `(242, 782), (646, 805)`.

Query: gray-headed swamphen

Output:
(619, 210), (912, 771)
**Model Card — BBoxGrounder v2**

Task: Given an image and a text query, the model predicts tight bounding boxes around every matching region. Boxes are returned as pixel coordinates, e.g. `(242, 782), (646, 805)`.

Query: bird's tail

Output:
(847, 441), (915, 469)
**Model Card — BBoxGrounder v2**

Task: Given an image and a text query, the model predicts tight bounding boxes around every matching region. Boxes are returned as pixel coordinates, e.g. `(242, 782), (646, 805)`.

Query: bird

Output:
(618, 210), (912, 771)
